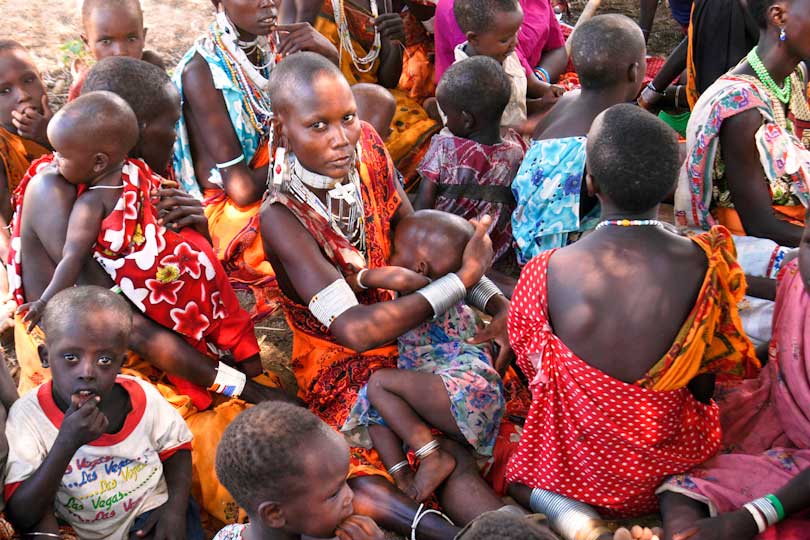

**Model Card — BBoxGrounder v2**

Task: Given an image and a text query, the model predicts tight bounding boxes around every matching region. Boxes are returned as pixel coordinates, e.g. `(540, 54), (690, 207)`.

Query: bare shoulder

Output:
(532, 91), (581, 140)
(181, 53), (216, 97)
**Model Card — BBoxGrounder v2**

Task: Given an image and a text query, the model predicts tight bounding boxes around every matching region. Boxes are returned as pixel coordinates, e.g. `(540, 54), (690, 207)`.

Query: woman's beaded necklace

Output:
(747, 46), (792, 105)
(211, 11), (276, 133)
(331, 0), (381, 73)
(595, 219), (665, 231)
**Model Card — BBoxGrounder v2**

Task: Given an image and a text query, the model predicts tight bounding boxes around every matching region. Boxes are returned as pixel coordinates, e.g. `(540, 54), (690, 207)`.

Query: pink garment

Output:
(434, 0), (565, 82)
(660, 260), (810, 538)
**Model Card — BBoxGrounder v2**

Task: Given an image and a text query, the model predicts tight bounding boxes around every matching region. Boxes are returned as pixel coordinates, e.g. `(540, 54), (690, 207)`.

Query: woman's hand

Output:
(153, 188), (211, 242)
(275, 23), (340, 63)
(374, 13), (406, 44)
(457, 216), (494, 288)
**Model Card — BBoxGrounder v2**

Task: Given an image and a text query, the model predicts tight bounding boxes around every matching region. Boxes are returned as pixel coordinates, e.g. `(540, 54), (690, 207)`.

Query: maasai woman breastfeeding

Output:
(173, 0), (337, 318)
(261, 52), (526, 540)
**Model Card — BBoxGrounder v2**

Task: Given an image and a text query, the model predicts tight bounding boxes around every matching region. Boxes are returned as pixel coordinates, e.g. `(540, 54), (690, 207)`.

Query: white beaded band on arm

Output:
(215, 154), (246, 170)
(208, 361), (247, 398)
(414, 273), (467, 317)
(466, 276), (504, 312)
(309, 278), (359, 329)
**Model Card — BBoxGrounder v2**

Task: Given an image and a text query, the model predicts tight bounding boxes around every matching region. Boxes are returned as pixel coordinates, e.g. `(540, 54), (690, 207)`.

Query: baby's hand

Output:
(16, 298), (45, 333)
(335, 515), (385, 540)
(12, 95), (53, 147)
(357, 266), (430, 294)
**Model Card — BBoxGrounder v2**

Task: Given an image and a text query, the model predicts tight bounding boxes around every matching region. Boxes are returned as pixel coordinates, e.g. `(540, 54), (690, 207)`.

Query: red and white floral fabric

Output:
(8, 157), (259, 398)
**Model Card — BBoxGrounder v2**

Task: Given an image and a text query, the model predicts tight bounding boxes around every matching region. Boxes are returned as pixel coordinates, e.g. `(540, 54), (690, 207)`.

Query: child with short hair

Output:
(511, 14), (647, 263)
(342, 210), (505, 503)
(0, 40), (51, 224)
(214, 402), (384, 540)
(455, 510), (560, 540)
(17, 92), (263, 396)
(416, 56), (527, 263)
(4, 286), (199, 539)
(452, 0), (563, 129)
(69, 0), (165, 101)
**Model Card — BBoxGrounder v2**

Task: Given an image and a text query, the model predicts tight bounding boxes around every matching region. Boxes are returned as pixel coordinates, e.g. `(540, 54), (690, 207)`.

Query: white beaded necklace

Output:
(331, 0), (381, 73)
(283, 152), (367, 251)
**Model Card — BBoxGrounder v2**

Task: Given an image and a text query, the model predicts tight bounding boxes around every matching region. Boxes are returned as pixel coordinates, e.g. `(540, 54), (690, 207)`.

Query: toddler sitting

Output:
(342, 210), (506, 502)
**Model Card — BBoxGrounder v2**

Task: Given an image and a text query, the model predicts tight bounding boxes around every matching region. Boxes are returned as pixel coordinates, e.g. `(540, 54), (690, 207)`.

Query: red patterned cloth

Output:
(417, 128), (528, 262)
(505, 249), (724, 517)
(8, 156), (259, 409)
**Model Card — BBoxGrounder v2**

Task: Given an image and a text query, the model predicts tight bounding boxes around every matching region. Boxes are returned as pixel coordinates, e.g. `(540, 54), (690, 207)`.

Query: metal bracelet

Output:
(529, 488), (604, 540)
(414, 273), (466, 317)
(414, 439), (441, 460)
(356, 268), (369, 290)
(744, 502), (767, 533)
(387, 460), (410, 476)
(466, 276), (503, 312)
(215, 154), (246, 169)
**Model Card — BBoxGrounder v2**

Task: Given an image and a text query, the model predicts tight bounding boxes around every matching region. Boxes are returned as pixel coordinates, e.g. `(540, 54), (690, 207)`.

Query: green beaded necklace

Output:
(747, 46), (792, 105)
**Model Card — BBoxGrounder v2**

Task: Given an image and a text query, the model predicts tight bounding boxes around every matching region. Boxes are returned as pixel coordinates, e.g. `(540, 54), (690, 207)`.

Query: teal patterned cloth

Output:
(171, 22), (269, 199)
(341, 302), (505, 456)
(511, 136), (598, 264)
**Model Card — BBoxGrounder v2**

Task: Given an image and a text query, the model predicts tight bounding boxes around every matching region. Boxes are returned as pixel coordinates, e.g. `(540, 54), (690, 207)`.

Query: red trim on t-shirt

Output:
(37, 376), (147, 446)
(4, 481), (21, 502)
(158, 442), (192, 462)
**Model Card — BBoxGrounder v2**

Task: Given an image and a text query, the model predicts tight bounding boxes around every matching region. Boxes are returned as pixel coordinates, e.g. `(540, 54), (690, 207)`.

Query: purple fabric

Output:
(660, 260), (810, 539)
(434, 0), (566, 82)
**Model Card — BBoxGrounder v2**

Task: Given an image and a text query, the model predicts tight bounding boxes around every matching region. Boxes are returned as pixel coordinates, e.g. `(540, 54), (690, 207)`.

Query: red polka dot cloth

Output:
(505, 251), (723, 517)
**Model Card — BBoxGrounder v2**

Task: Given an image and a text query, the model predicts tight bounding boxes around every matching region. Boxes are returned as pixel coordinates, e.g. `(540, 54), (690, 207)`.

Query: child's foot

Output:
(392, 467), (417, 498)
(613, 526), (664, 540)
(410, 449), (456, 502)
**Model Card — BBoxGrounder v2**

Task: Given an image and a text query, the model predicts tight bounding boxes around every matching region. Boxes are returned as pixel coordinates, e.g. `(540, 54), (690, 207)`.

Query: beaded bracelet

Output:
(534, 66), (550, 83)
(765, 494), (786, 521)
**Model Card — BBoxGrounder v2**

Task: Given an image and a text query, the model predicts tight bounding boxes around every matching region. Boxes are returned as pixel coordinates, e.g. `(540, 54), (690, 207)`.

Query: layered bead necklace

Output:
(211, 11), (276, 133)
(747, 46), (792, 105)
(274, 146), (367, 252)
(331, 0), (381, 73)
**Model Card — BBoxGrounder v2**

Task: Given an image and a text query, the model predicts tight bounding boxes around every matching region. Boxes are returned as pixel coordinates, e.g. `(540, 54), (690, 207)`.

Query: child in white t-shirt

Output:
(4, 286), (198, 540)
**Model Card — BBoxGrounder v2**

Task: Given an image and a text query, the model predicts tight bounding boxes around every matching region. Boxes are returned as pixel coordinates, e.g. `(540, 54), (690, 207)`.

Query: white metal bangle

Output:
(415, 273), (466, 317)
(466, 277), (503, 312)
(752, 497), (778, 527)
(414, 439), (441, 460)
(215, 154), (246, 169)
(309, 278), (359, 329)
(208, 362), (247, 398)
(356, 268), (369, 290)
(387, 460), (410, 476)
(744, 502), (768, 533)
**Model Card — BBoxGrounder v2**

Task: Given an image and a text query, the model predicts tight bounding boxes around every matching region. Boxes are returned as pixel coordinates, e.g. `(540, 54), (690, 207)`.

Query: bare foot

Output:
(614, 525), (664, 540)
(391, 467), (417, 498)
(411, 449), (456, 502)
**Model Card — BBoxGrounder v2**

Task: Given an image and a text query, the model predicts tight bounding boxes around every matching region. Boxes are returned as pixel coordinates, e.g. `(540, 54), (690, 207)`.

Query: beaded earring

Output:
(780, 27), (787, 41)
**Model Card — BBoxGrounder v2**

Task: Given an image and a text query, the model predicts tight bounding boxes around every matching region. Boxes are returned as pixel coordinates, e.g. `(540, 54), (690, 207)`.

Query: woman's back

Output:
(546, 227), (708, 383)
